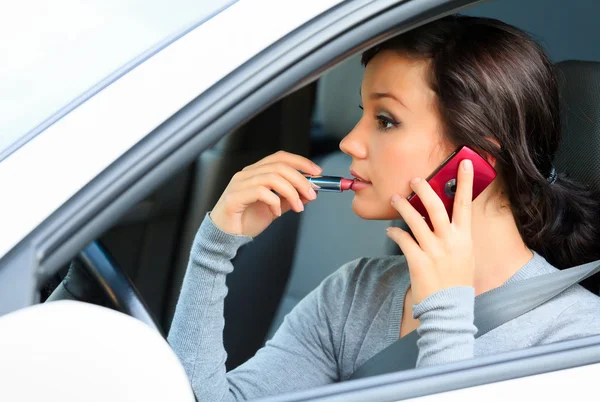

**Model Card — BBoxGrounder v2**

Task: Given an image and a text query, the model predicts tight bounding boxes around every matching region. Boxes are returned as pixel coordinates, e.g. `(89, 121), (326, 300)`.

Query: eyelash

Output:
(358, 105), (400, 132)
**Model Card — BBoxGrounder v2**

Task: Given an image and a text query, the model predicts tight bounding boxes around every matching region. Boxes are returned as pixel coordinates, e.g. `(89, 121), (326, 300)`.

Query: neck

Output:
(470, 195), (534, 295)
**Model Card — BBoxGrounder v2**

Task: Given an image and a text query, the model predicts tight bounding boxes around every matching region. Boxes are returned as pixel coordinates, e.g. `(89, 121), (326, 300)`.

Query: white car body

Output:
(1, 0), (599, 401)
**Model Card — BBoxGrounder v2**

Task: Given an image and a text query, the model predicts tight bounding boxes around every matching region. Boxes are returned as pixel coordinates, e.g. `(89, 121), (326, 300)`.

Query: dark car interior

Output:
(40, 0), (600, 375)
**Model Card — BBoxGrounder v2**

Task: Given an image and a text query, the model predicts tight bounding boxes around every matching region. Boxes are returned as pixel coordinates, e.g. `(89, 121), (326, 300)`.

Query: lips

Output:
(350, 169), (371, 184)
(350, 169), (372, 191)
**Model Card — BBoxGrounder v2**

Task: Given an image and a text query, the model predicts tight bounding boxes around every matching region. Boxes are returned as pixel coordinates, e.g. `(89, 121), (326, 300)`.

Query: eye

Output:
(359, 105), (400, 131)
(376, 114), (400, 131)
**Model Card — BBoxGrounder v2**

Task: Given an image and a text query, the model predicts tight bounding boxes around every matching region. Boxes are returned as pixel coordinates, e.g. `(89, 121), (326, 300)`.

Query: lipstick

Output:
(305, 175), (355, 192)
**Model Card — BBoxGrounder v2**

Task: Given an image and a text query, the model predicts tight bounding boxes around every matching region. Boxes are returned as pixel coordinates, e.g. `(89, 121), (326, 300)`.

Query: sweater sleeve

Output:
(412, 286), (477, 367)
(167, 214), (343, 401)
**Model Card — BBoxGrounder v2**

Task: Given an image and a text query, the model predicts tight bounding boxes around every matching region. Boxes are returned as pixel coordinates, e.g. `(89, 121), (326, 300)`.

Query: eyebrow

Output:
(359, 89), (410, 111)
(370, 92), (410, 111)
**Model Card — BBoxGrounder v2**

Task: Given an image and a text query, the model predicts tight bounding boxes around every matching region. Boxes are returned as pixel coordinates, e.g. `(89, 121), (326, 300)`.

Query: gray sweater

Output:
(168, 214), (600, 401)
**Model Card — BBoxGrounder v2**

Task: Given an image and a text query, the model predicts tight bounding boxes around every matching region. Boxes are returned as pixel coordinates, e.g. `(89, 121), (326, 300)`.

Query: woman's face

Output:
(340, 51), (453, 219)
(339, 50), (454, 220)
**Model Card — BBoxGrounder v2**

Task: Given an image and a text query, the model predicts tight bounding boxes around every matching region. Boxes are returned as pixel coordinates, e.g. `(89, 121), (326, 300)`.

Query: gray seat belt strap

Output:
(349, 259), (600, 380)
(475, 259), (600, 336)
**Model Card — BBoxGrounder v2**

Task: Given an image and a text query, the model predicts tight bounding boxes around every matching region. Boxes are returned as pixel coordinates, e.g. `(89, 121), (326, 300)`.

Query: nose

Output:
(339, 121), (368, 159)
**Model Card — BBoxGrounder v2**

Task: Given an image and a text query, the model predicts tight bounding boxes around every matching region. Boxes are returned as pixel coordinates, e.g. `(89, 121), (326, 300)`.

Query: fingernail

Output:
(391, 194), (401, 204)
(313, 164), (322, 173)
(297, 199), (305, 211)
(308, 187), (317, 199)
(386, 227), (392, 232)
(463, 159), (473, 171)
(410, 177), (421, 185)
(310, 182), (321, 189)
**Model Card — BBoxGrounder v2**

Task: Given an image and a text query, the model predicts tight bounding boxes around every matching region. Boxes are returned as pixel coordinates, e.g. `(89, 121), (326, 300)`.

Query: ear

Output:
(482, 137), (500, 168)
(485, 153), (497, 168)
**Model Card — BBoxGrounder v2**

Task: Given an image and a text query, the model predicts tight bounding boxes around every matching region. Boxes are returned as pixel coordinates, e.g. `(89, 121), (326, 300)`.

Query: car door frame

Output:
(259, 333), (600, 401)
(4, 0), (600, 400)
(0, 0), (479, 309)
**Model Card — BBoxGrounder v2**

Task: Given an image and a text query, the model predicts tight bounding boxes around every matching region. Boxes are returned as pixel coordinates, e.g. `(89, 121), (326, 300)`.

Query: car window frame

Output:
(6, 0), (600, 400)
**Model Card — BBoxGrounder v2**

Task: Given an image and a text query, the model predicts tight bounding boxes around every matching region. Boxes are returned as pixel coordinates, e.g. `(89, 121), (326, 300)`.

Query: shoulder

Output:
(555, 284), (600, 323)
(538, 284), (600, 344)
(523, 253), (600, 343)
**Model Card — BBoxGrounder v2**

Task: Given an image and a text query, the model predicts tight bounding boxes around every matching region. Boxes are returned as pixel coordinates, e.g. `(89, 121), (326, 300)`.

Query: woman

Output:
(168, 15), (600, 401)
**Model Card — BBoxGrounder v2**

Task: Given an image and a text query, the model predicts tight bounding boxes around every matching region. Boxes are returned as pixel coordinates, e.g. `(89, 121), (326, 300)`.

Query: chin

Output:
(351, 196), (400, 220)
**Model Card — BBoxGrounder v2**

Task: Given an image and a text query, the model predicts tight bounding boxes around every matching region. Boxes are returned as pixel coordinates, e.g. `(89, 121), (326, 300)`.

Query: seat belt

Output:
(349, 259), (600, 380)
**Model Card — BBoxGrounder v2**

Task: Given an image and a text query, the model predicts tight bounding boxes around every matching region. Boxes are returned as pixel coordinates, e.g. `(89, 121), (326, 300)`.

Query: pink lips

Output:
(349, 169), (372, 191)
(350, 180), (372, 191)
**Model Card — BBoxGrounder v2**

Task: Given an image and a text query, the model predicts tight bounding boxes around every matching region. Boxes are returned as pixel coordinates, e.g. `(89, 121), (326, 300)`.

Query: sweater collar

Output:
(504, 251), (557, 285)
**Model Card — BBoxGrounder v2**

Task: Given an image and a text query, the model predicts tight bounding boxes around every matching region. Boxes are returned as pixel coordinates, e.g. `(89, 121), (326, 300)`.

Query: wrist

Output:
(208, 210), (240, 236)
(413, 276), (475, 305)
(413, 286), (475, 319)
(200, 212), (253, 245)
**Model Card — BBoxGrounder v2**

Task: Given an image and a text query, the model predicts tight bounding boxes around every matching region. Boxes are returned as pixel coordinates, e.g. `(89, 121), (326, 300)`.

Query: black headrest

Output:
(554, 61), (600, 193)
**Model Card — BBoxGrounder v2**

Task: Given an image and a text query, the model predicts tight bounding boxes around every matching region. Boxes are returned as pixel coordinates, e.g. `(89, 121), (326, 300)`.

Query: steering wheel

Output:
(45, 241), (162, 334)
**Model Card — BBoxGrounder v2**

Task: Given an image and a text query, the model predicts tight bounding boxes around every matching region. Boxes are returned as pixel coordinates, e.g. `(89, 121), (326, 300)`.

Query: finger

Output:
(244, 162), (318, 202)
(231, 186), (282, 218)
(452, 159), (474, 229)
(408, 177), (450, 234)
(245, 150), (322, 175)
(386, 226), (424, 264)
(391, 195), (436, 248)
(242, 173), (305, 213)
(280, 195), (311, 214)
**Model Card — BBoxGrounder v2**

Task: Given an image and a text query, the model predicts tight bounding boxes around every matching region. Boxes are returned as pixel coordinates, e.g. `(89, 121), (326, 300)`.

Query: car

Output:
(1, 0), (600, 401)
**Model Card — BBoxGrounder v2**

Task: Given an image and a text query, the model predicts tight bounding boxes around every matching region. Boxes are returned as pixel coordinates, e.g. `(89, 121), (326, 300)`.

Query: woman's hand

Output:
(210, 151), (322, 238)
(386, 159), (475, 304)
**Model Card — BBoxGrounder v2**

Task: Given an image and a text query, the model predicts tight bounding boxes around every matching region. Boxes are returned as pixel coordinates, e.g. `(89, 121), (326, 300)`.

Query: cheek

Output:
(371, 136), (442, 199)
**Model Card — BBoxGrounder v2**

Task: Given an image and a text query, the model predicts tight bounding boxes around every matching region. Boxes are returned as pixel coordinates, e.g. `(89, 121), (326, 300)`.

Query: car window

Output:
(0, 0), (234, 157)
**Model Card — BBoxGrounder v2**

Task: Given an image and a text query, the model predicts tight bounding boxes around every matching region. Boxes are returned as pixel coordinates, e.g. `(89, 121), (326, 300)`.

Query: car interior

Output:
(39, 0), (600, 382)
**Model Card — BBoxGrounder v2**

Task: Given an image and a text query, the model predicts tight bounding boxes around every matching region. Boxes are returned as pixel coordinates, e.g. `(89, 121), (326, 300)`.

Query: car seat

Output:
(554, 61), (600, 193)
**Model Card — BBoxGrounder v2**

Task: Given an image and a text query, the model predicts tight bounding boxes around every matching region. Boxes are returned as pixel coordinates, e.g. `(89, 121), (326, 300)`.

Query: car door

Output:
(3, 0), (600, 401)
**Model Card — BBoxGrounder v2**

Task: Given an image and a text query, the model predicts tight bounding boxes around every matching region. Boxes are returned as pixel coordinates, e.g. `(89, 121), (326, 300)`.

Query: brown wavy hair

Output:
(362, 15), (600, 271)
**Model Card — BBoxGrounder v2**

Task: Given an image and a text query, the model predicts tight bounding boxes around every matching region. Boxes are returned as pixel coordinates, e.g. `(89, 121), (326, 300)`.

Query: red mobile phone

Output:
(407, 146), (496, 225)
